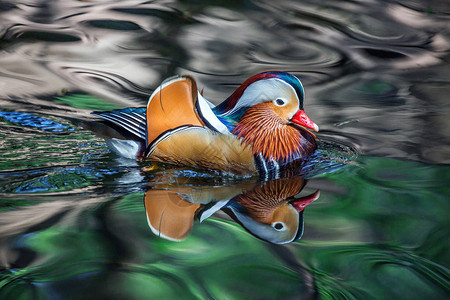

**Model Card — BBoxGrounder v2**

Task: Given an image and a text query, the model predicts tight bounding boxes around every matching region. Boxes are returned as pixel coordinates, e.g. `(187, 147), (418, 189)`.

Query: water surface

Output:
(0, 0), (449, 299)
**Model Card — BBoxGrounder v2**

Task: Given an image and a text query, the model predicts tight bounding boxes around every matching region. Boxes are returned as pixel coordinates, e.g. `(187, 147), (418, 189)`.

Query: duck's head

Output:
(224, 177), (320, 244)
(214, 71), (319, 163)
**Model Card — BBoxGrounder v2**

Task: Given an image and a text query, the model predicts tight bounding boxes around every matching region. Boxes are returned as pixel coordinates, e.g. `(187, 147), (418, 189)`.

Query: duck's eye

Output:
(274, 98), (286, 106)
(272, 222), (285, 231)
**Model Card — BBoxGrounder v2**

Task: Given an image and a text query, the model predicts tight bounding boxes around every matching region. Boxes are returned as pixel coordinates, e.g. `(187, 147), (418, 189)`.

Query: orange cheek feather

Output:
(233, 103), (316, 162)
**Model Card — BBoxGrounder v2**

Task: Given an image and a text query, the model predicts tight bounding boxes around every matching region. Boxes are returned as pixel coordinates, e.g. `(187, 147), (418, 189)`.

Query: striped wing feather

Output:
(91, 107), (147, 140)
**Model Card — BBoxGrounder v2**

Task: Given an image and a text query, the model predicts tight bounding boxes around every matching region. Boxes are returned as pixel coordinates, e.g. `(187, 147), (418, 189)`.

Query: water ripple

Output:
(0, 111), (71, 132)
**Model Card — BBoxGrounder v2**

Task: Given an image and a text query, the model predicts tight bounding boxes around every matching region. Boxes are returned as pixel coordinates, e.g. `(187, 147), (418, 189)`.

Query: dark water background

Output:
(0, 0), (449, 299)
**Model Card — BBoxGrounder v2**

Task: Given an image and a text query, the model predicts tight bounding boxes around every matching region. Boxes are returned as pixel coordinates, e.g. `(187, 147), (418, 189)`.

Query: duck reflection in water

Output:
(144, 176), (319, 244)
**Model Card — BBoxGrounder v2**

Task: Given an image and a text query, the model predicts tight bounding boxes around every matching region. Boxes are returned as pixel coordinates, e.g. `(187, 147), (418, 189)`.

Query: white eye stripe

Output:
(220, 78), (298, 116)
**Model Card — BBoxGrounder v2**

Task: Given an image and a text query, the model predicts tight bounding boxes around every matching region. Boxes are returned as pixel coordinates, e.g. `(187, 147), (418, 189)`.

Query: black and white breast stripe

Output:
(255, 153), (281, 180)
(196, 93), (231, 135)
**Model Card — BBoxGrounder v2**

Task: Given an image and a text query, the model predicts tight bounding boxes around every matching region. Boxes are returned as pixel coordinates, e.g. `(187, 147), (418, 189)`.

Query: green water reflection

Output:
(0, 155), (448, 299)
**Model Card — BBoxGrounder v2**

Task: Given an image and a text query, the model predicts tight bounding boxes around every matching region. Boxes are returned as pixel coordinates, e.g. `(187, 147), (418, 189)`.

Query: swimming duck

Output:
(144, 176), (320, 244)
(88, 72), (319, 175)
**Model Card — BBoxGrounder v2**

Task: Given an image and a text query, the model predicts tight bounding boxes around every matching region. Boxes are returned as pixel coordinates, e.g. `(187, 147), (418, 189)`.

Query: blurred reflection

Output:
(145, 176), (319, 244)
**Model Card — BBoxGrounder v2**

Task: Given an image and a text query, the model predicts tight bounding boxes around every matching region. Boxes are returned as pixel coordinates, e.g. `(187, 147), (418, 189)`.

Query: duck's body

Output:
(144, 175), (320, 243)
(88, 72), (319, 176)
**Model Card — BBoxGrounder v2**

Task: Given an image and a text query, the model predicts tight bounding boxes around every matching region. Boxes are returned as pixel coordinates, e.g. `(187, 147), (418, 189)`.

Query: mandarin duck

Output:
(144, 176), (320, 244)
(87, 72), (319, 176)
